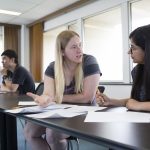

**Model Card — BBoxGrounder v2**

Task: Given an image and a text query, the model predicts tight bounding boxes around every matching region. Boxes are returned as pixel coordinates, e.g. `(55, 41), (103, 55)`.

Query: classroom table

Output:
(1, 93), (150, 150)
(0, 93), (33, 150)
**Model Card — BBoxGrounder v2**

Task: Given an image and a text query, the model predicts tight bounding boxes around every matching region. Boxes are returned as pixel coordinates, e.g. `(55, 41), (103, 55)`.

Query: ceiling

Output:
(0, 0), (79, 25)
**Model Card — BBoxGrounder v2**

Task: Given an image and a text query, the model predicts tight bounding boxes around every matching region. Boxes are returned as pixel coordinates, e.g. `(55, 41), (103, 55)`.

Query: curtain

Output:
(4, 24), (21, 56)
(29, 23), (43, 82)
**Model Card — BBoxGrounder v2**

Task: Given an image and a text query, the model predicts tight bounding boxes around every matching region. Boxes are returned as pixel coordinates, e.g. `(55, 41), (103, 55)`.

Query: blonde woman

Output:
(24, 30), (101, 150)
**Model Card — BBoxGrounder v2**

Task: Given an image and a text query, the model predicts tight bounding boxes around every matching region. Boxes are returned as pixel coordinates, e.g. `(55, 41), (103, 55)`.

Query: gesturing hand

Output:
(27, 92), (54, 107)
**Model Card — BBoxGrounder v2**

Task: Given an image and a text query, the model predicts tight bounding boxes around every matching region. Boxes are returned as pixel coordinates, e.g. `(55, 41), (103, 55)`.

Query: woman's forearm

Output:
(63, 93), (94, 104)
(110, 98), (129, 106)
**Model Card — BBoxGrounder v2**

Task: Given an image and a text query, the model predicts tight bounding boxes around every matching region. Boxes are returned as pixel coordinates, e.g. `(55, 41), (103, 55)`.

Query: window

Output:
(44, 0), (150, 83)
(83, 7), (123, 82)
(130, 0), (150, 69)
(43, 26), (66, 75)
(68, 23), (78, 32)
(0, 26), (4, 84)
(131, 0), (150, 30)
(0, 26), (4, 67)
(43, 22), (79, 76)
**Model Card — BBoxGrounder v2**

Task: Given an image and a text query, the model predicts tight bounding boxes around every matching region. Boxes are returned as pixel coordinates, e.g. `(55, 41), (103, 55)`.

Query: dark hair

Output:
(1, 49), (18, 64)
(129, 24), (150, 100)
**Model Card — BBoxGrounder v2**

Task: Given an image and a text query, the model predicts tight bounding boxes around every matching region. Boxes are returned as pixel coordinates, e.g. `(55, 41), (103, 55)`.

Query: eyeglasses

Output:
(129, 44), (140, 54)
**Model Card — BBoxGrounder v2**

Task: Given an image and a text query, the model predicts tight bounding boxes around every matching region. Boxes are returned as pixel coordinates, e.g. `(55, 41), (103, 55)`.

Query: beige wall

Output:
(101, 85), (132, 99)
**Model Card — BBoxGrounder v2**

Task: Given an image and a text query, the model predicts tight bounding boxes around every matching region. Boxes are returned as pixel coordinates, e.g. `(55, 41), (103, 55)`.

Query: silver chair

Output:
(67, 136), (79, 150)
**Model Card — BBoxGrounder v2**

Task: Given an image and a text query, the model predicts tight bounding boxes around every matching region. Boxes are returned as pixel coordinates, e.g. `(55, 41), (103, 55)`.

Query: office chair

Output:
(36, 82), (80, 150)
(19, 82), (45, 150)
(35, 82), (44, 95)
(67, 136), (79, 150)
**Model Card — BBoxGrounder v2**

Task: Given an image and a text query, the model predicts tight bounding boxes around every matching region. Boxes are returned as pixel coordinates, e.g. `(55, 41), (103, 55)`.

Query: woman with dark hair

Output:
(97, 24), (150, 111)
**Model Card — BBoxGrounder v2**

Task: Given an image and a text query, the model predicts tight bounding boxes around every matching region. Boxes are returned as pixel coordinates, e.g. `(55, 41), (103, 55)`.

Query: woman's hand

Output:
(96, 90), (111, 106)
(27, 92), (55, 107)
(126, 99), (141, 111)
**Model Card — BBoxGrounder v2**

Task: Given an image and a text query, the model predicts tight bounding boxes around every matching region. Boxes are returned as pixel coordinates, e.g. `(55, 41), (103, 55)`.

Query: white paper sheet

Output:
(64, 105), (106, 113)
(5, 104), (77, 114)
(18, 101), (37, 106)
(25, 106), (106, 118)
(84, 112), (150, 123)
(0, 91), (7, 94)
(26, 109), (85, 118)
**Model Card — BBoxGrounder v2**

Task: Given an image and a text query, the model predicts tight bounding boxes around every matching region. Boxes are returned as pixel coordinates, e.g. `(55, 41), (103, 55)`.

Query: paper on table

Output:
(0, 91), (7, 94)
(18, 101), (37, 106)
(65, 105), (106, 113)
(25, 106), (106, 118)
(84, 112), (150, 123)
(26, 109), (85, 118)
(5, 104), (77, 114)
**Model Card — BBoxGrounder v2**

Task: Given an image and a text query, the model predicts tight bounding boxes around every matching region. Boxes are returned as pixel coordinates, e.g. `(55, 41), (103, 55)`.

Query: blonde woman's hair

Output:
(54, 30), (83, 103)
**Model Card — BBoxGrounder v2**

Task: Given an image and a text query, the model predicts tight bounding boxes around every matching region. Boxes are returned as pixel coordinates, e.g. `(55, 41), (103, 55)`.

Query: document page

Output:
(5, 103), (106, 118)
(26, 109), (85, 118)
(84, 112), (150, 123)
(5, 104), (77, 114)
(18, 101), (37, 106)
(25, 106), (106, 118)
(0, 91), (7, 94)
(62, 105), (106, 113)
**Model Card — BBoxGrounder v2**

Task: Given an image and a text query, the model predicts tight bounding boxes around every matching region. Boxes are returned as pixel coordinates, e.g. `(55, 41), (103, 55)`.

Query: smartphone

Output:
(98, 86), (105, 93)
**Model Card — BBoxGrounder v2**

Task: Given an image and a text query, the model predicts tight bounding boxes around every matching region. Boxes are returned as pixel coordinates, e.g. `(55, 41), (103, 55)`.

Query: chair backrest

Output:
(35, 82), (44, 95)
(98, 86), (105, 93)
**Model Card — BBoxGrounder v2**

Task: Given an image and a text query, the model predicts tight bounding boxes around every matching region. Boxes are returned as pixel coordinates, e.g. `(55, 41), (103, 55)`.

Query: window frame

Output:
(43, 0), (146, 84)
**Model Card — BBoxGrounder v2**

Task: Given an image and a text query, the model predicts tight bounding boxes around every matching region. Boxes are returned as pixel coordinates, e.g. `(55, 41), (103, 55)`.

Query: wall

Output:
(21, 0), (131, 97)
(44, 0), (128, 31)
(102, 84), (132, 98)
(21, 25), (30, 70)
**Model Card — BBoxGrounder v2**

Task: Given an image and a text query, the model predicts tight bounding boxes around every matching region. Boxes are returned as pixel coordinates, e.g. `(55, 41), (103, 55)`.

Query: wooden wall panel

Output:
(30, 23), (43, 82)
(4, 25), (21, 61)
